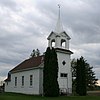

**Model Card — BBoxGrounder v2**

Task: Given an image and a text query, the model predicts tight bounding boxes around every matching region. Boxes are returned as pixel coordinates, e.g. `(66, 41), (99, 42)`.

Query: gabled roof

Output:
(47, 31), (57, 40)
(47, 31), (71, 40)
(60, 31), (71, 40)
(10, 56), (44, 73)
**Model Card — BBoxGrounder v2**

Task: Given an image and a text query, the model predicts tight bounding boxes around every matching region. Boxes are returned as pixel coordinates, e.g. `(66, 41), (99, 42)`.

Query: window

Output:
(30, 75), (33, 86)
(60, 73), (67, 78)
(62, 60), (66, 65)
(22, 76), (24, 86)
(15, 77), (17, 86)
(51, 39), (55, 47)
(61, 39), (66, 48)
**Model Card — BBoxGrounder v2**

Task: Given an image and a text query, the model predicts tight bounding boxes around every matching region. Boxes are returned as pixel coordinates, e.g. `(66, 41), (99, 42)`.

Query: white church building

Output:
(5, 7), (73, 95)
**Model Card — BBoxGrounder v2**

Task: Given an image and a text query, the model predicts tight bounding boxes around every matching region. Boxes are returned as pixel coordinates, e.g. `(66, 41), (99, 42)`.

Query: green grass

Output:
(0, 92), (100, 100)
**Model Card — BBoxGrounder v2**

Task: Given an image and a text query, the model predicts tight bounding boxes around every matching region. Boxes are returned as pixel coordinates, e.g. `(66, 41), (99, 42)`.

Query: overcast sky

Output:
(0, 0), (100, 82)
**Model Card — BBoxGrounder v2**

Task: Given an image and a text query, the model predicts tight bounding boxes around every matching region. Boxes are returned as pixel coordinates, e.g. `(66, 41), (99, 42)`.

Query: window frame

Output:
(60, 73), (67, 78)
(22, 76), (24, 86)
(30, 75), (33, 86)
(15, 77), (17, 86)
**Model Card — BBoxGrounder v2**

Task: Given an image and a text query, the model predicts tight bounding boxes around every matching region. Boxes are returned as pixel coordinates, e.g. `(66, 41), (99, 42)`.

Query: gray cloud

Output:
(0, 0), (21, 11)
(0, 0), (100, 81)
(63, 1), (100, 44)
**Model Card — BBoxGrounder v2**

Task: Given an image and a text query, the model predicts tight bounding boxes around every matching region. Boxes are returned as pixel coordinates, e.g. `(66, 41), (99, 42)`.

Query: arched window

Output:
(61, 39), (66, 48)
(51, 39), (55, 47)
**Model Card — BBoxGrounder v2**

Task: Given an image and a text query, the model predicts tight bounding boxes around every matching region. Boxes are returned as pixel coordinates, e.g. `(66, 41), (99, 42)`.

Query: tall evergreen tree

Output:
(43, 47), (51, 96)
(76, 56), (86, 96)
(71, 58), (98, 92)
(85, 63), (98, 90)
(71, 59), (77, 92)
(43, 47), (59, 96)
(49, 48), (59, 96)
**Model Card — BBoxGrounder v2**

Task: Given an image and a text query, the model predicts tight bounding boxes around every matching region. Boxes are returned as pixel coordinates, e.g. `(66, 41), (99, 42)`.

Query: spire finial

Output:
(58, 4), (60, 20)
(58, 4), (60, 8)
(55, 4), (63, 33)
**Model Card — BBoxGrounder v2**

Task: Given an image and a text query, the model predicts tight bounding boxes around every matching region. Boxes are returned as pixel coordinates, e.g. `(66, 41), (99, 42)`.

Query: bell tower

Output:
(47, 5), (73, 94)
(47, 5), (70, 50)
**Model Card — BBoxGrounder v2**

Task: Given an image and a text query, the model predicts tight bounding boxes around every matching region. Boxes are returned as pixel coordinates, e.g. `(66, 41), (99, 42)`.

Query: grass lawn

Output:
(0, 92), (100, 100)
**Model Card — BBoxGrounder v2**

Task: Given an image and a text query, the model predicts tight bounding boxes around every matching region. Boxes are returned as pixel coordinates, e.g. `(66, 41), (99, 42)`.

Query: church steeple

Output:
(55, 4), (63, 33)
(47, 5), (71, 49)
